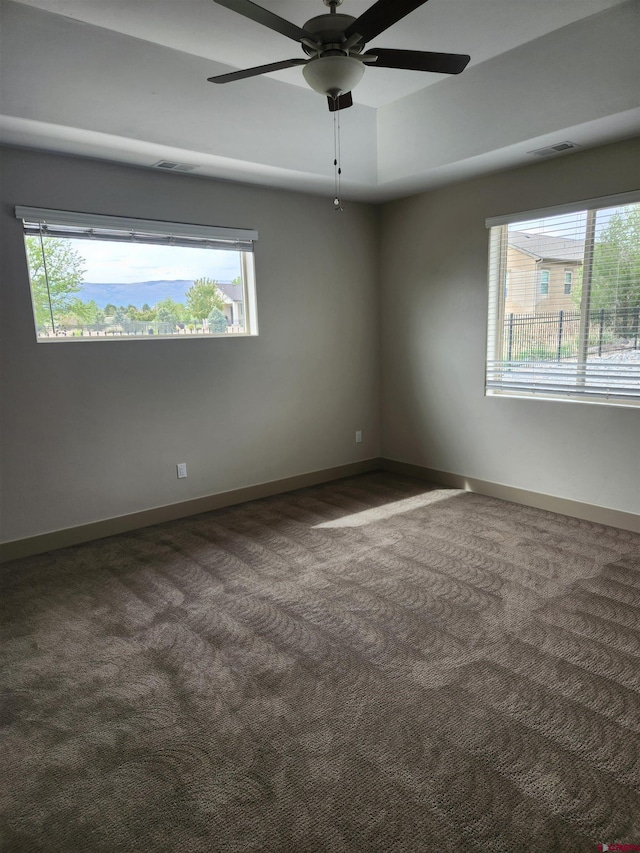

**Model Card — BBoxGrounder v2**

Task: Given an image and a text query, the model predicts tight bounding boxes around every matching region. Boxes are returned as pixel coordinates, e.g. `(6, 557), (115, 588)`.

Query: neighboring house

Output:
(505, 231), (584, 315)
(217, 281), (245, 327)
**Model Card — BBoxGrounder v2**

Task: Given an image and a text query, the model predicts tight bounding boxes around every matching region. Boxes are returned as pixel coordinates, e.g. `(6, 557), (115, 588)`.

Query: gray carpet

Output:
(1, 472), (639, 852)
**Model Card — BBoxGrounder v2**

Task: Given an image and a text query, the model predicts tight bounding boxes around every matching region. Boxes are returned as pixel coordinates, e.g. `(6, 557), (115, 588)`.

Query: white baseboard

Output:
(0, 459), (380, 562)
(3, 456), (637, 562)
(380, 458), (640, 534)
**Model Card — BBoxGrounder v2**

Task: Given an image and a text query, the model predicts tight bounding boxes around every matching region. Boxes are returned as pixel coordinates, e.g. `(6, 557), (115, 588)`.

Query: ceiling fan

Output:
(207, 0), (471, 111)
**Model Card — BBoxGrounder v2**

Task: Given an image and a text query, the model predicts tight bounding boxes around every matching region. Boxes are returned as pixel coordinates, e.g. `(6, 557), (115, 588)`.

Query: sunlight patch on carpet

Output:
(313, 489), (461, 528)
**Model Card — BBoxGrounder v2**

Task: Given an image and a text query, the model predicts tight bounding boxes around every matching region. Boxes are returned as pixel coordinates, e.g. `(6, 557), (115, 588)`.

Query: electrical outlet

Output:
(355, 430), (362, 443)
(176, 463), (187, 479)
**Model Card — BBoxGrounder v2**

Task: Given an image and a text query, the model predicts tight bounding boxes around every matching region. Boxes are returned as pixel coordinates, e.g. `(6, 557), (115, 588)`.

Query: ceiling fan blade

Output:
(212, 0), (312, 43)
(327, 92), (353, 112)
(344, 0), (428, 44)
(366, 48), (470, 74)
(208, 59), (307, 84)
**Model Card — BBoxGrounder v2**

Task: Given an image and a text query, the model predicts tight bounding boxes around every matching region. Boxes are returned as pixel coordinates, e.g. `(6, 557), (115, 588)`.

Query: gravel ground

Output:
(582, 348), (640, 363)
(493, 347), (640, 392)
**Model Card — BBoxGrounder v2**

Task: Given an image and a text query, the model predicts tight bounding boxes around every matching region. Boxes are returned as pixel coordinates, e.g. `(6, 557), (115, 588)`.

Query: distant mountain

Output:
(79, 279), (231, 309)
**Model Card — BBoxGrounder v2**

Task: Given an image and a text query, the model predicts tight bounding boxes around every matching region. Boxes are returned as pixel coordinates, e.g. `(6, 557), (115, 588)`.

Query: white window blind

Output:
(15, 207), (258, 252)
(486, 193), (640, 406)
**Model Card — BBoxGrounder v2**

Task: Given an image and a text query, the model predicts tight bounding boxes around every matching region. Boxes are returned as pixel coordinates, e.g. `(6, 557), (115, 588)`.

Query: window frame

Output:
(485, 190), (640, 408)
(16, 207), (259, 342)
(564, 269), (573, 295)
(539, 268), (550, 295)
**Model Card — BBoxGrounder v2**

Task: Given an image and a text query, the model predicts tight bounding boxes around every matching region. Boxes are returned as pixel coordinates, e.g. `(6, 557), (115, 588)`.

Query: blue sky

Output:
(70, 238), (242, 283)
(513, 205), (625, 239)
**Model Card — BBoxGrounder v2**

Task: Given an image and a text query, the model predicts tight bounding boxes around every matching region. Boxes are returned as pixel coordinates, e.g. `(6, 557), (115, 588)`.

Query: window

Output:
(564, 270), (573, 294)
(486, 191), (640, 406)
(17, 207), (258, 340)
(539, 269), (550, 295)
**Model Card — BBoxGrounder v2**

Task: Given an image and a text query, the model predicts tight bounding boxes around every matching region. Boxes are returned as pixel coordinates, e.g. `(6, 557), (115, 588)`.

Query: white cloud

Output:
(71, 239), (241, 283)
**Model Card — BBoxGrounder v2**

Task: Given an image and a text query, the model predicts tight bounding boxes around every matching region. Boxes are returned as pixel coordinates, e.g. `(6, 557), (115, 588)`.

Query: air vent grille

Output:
(528, 141), (579, 158)
(153, 160), (197, 172)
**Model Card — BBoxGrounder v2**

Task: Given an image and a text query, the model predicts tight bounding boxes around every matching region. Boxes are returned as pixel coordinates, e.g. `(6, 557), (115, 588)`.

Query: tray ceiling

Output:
(1, 0), (639, 200)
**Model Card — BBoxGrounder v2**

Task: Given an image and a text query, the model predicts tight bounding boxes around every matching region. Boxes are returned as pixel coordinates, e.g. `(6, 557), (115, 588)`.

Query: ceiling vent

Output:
(152, 160), (198, 172)
(528, 141), (580, 158)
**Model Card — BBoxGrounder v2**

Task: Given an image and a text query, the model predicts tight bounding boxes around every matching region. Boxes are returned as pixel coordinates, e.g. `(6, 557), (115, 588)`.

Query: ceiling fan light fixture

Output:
(302, 55), (365, 99)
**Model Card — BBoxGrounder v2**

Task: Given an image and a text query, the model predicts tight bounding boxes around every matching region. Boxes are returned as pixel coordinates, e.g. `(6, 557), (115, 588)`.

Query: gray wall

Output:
(0, 147), (380, 542)
(379, 137), (640, 515)
(2, 138), (639, 545)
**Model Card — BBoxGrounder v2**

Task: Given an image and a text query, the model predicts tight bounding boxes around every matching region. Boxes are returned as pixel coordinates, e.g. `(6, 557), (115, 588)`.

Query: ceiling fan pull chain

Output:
(337, 109), (343, 210)
(333, 108), (344, 211)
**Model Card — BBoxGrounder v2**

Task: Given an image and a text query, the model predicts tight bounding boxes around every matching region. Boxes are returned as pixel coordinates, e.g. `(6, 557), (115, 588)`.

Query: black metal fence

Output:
(503, 306), (640, 362)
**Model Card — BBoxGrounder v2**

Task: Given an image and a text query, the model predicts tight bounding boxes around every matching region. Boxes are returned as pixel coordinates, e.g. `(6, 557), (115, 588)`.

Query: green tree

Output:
(591, 207), (640, 314)
(156, 298), (185, 325)
(137, 306), (157, 322)
(573, 207), (640, 326)
(186, 278), (225, 320)
(208, 306), (228, 334)
(56, 298), (97, 329)
(71, 298), (99, 324)
(24, 236), (86, 329)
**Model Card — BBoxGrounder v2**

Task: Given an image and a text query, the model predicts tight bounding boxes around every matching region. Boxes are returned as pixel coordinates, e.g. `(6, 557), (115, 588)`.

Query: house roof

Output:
(508, 231), (585, 263)
(217, 282), (243, 303)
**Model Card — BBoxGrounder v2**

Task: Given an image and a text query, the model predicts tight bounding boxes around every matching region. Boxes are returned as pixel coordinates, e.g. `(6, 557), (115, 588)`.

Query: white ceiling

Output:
(8, 0), (629, 108)
(1, 0), (639, 200)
